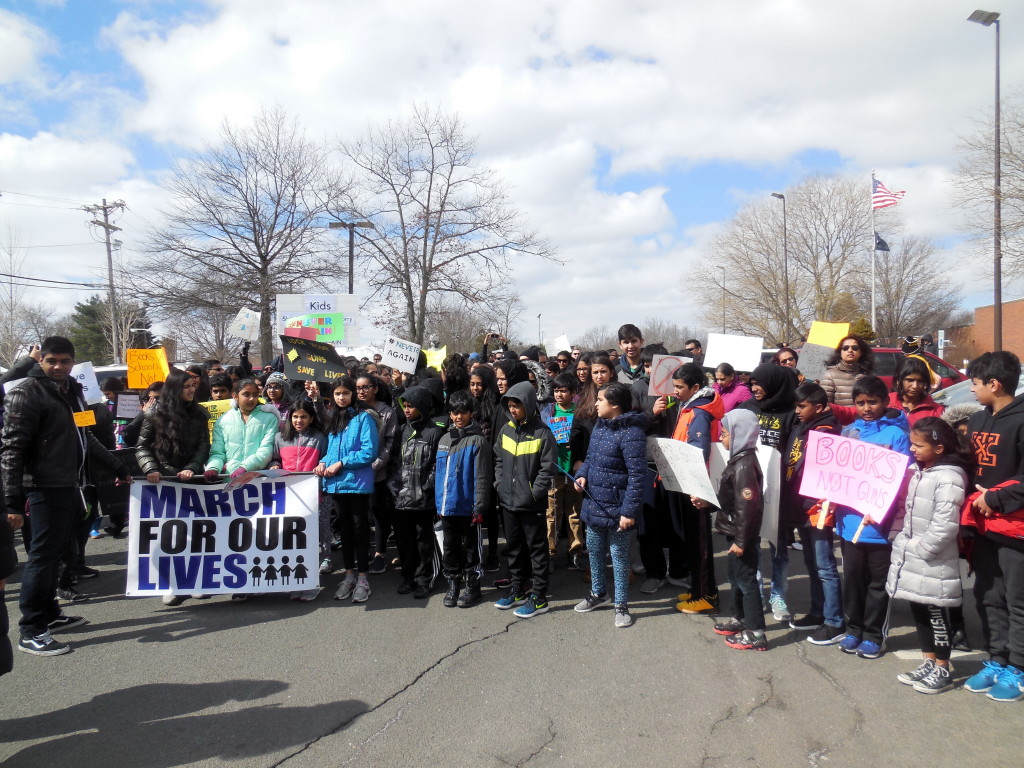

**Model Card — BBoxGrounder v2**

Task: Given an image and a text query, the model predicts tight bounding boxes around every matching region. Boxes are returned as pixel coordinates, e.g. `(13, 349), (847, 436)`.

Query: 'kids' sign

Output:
(125, 475), (319, 596)
(798, 430), (909, 523)
(382, 334), (421, 375)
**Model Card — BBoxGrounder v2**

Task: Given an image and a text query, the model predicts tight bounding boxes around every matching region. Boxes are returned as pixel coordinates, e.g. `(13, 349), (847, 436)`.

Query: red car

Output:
(859, 348), (966, 391)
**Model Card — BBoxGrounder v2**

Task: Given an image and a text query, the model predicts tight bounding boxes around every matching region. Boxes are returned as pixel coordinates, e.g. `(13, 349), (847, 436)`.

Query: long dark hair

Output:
(355, 372), (392, 407)
(895, 356), (933, 400)
(324, 375), (363, 434)
(442, 353), (470, 394)
(150, 368), (205, 461)
(281, 398), (322, 441)
(469, 365), (499, 426)
(825, 334), (874, 374)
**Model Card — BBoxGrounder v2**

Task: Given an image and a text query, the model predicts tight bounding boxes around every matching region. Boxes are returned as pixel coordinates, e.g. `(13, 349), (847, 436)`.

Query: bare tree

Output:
(0, 224), (31, 366)
(954, 95), (1024, 280)
(163, 305), (242, 364)
(339, 104), (556, 344)
(131, 106), (346, 361)
(851, 237), (965, 345)
(575, 318), (704, 354)
(694, 175), (876, 345)
(421, 292), (524, 354)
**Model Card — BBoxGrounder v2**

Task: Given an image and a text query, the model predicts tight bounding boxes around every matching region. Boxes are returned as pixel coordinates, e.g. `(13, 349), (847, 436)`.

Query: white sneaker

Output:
(769, 596), (791, 622)
(352, 579), (371, 603)
(639, 577), (665, 594)
(666, 576), (690, 588)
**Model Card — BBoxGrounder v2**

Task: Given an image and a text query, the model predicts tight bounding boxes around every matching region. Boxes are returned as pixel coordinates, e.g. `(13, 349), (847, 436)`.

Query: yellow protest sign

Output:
(806, 322), (851, 350)
(73, 410), (97, 427)
(424, 345), (447, 371)
(126, 348), (170, 389)
(200, 399), (235, 440)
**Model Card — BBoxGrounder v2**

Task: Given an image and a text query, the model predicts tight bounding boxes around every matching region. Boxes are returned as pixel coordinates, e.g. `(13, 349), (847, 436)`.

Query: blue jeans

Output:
(759, 541), (789, 603)
(587, 526), (631, 606)
(20, 488), (80, 636)
(800, 525), (843, 626)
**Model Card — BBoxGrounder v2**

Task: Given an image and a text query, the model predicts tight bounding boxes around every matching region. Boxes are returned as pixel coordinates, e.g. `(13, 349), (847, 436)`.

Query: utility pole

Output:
(83, 199), (126, 364)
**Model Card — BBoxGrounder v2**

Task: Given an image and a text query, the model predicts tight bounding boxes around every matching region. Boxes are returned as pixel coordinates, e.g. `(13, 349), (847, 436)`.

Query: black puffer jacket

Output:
(1, 366), (127, 505)
(389, 386), (445, 511)
(135, 406), (212, 476)
(494, 382), (558, 513)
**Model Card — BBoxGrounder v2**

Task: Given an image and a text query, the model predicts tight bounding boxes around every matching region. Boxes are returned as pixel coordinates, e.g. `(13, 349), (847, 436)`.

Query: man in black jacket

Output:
(2, 337), (130, 656)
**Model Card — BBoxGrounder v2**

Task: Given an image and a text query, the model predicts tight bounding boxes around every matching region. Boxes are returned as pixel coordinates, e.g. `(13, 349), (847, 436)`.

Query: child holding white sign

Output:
(834, 376), (911, 660)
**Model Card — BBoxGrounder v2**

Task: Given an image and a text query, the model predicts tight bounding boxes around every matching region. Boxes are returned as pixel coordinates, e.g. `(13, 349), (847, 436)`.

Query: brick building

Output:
(942, 297), (1024, 367)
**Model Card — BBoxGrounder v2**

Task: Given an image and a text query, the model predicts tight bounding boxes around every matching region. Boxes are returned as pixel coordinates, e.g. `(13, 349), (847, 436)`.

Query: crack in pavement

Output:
(794, 642), (865, 768)
(745, 672), (784, 718)
(266, 619), (520, 768)
(511, 717), (556, 768)
(699, 704), (739, 768)
(698, 671), (781, 767)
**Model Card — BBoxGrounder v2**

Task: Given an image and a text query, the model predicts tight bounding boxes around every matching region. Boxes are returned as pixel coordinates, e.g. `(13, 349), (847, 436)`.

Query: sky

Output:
(0, 0), (1020, 350)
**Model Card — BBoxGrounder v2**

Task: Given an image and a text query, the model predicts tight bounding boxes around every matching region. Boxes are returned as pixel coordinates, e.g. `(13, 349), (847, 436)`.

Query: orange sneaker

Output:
(676, 596), (718, 614)
(675, 592), (692, 603)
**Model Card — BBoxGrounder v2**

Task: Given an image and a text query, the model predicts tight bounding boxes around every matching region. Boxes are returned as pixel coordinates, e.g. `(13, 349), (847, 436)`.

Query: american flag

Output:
(872, 177), (905, 210)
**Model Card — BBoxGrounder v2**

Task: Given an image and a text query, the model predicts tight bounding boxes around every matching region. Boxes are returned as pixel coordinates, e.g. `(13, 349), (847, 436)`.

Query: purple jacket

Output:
(713, 380), (753, 413)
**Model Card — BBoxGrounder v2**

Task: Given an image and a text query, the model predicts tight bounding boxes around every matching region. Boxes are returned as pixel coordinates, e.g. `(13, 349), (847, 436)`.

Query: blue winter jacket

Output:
(319, 409), (380, 495)
(575, 411), (649, 529)
(435, 421), (493, 516)
(835, 409), (912, 544)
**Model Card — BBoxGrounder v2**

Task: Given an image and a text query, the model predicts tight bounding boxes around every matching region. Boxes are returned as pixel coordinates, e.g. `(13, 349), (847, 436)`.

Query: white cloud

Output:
(0, 10), (52, 86)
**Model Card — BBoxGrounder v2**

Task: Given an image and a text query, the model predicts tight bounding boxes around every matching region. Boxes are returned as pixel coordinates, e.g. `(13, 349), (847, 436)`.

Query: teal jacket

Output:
(205, 404), (279, 473)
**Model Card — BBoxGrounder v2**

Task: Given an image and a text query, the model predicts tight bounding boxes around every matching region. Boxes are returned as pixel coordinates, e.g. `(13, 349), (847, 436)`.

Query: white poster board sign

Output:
(648, 354), (693, 396)
(647, 437), (719, 507)
(709, 443), (782, 547)
(115, 391), (143, 421)
(72, 362), (103, 405)
(703, 333), (764, 373)
(549, 334), (572, 353)
(229, 307), (261, 342)
(382, 334), (421, 375)
(794, 343), (833, 383)
(276, 293), (361, 346)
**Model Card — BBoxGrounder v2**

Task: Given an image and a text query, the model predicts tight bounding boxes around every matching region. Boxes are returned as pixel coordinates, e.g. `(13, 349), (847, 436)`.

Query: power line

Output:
(0, 189), (95, 206)
(0, 200), (81, 211)
(0, 271), (104, 287)
(13, 242), (98, 249)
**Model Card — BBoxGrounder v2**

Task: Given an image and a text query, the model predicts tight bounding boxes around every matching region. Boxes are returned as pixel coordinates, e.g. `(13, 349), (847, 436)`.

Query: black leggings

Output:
(332, 493), (371, 573)
(909, 602), (952, 661)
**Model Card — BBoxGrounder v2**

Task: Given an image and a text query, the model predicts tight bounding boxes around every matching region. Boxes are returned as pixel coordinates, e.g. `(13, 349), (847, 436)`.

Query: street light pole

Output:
(771, 192), (789, 344)
(968, 9), (1002, 350)
(328, 220), (374, 294)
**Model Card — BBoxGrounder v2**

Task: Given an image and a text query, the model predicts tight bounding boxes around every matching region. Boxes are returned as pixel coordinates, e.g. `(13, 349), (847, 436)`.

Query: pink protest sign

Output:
(797, 430), (909, 523)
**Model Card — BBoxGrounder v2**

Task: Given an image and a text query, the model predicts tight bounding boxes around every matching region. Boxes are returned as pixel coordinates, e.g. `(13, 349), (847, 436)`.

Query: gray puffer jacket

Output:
(820, 361), (863, 407)
(885, 462), (967, 607)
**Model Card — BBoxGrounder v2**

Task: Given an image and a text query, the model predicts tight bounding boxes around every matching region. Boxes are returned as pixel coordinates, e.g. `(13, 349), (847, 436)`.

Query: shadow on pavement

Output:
(0, 679), (367, 768)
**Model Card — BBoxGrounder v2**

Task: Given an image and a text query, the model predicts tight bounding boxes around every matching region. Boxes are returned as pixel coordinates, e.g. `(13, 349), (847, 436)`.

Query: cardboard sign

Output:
(126, 348), (170, 389)
(283, 312), (346, 343)
(424, 345), (447, 371)
(647, 437), (719, 507)
(703, 333), (764, 373)
(73, 410), (97, 427)
(115, 392), (143, 421)
(806, 321), (850, 350)
(200, 399), (235, 440)
(794, 342), (834, 382)
(797, 430), (909, 523)
(279, 335), (348, 381)
(382, 335), (421, 375)
(71, 362), (103, 405)
(648, 354), (693, 396)
(228, 307), (261, 342)
(709, 443), (782, 547)
(125, 475), (319, 596)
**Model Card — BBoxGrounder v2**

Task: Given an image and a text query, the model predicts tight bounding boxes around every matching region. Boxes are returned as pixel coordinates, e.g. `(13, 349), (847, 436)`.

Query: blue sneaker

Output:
(987, 665), (1024, 702)
(512, 594), (550, 619)
(855, 639), (883, 659)
(494, 592), (527, 610)
(838, 634), (861, 654)
(964, 660), (1005, 693)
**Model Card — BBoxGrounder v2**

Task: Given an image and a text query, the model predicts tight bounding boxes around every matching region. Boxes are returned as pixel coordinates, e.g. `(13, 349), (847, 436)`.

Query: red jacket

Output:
(961, 480), (1024, 543)
(888, 392), (944, 427)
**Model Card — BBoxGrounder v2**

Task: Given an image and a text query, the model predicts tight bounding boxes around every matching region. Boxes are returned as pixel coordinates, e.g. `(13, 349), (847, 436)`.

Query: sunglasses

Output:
(841, 345), (860, 352)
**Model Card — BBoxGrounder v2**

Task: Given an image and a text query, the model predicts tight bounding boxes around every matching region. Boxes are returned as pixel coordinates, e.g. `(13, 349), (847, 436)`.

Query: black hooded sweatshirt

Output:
(968, 393), (1024, 547)
(494, 382), (558, 513)
(737, 363), (799, 451)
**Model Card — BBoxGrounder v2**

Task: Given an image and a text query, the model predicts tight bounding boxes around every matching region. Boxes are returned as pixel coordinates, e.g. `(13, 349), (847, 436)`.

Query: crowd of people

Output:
(1, 325), (1023, 705)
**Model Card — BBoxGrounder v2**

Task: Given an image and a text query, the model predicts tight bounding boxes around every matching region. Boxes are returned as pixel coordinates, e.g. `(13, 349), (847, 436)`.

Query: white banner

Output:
(126, 474), (320, 596)
(382, 333), (421, 375)
(703, 332), (764, 373)
(229, 307), (261, 342)
(647, 437), (719, 507)
(72, 361), (103, 405)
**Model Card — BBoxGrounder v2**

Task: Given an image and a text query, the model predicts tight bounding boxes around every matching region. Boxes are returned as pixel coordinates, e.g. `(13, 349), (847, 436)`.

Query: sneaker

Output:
(855, 639), (883, 659)
(413, 583), (431, 599)
(571, 552), (588, 571)
(630, 562), (646, 575)
(103, 525), (125, 538)
(914, 664), (955, 695)
(666, 576), (690, 588)
(48, 614), (88, 632)
(334, 575), (357, 601)
(838, 634), (862, 654)
(724, 630), (767, 651)
(18, 631), (71, 656)
(950, 628), (972, 653)
(808, 623), (847, 646)
(789, 615), (825, 631)
(162, 595), (188, 607)
(89, 530), (105, 539)
(614, 605), (633, 628)
(964, 660), (1005, 693)
(352, 579), (371, 603)
(513, 594), (549, 618)
(676, 596), (717, 614)
(675, 592), (692, 603)
(76, 566), (100, 579)
(791, 541), (804, 551)
(291, 588), (320, 602)
(987, 665), (1024, 702)
(397, 580), (415, 595)
(769, 596), (791, 622)
(713, 618), (747, 636)
(57, 587), (87, 603)
(640, 577), (665, 594)
(897, 659), (936, 686)
(319, 558), (333, 574)
(230, 594), (248, 601)
(495, 591), (528, 610)
(368, 554), (387, 574)
(574, 593), (612, 613)
(492, 577), (513, 590)
(484, 554), (501, 572)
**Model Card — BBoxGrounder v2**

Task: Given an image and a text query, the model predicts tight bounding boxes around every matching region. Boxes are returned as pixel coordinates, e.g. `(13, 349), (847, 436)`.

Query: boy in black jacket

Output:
(493, 382), (558, 618)
(784, 383), (845, 644)
(389, 386), (445, 599)
(701, 409), (765, 650)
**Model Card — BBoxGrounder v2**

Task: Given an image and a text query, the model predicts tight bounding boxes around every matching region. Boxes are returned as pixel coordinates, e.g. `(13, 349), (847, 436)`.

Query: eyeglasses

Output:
(685, 347), (697, 353)
(265, 384), (283, 389)
(841, 345), (860, 352)
(355, 385), (374, 392)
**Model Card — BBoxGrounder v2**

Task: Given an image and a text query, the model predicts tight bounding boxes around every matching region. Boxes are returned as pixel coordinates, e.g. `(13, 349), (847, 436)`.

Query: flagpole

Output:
(870, 171), (877, 333)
